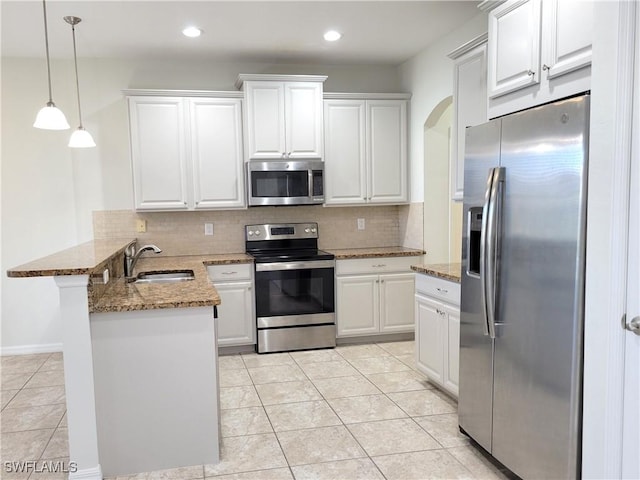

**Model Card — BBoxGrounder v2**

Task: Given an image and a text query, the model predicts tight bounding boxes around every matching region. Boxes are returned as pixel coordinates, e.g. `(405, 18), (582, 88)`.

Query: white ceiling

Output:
(1, 1), (481, 65)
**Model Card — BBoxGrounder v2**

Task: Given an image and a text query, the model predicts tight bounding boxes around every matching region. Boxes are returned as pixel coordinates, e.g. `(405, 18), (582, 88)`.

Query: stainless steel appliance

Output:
(459, 94), (589, 479)
(246, 223), (335, 353)
(247, 159), (324, 206)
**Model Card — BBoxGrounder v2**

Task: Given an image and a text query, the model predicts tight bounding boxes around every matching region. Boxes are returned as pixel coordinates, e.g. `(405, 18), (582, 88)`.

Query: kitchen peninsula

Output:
(5, 240), (249, 479)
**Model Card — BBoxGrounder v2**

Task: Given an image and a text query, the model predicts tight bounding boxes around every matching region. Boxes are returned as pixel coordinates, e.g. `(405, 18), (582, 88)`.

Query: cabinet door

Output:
(215, 281), (255, 346)
(189, 98), (245, 209)
(451, 42), (487, 201)
(367, 100), (408, 203)
(285, 82), (323, 158)
(244, 82), (286, 159)
(543, 0), (593, 79)
(323, 100), (367, 205)
(487, 0), (541, 98)
(444, 304), (460, 398)
(415, 294), (444, 384)
(129, 97), (189, 210)
(379, 273), (415, 333)
(337, 275), (379, 336)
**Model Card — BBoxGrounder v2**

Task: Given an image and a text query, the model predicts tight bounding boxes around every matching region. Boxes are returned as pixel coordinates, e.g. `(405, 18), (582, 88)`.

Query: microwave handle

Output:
(308, 169), (313, 198)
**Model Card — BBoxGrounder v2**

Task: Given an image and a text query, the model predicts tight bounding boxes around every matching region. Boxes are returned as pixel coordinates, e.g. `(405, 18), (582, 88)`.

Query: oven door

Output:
(254, 260), (335, 328)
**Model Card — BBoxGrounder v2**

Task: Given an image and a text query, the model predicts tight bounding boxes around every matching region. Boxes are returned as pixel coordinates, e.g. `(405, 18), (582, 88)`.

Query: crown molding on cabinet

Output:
(234, 74), (328, 89)
(122, 89), (244, 98)
(447, 33), (489, 60)
(478, 0), (506, 12)
(322, 92), (412, 100)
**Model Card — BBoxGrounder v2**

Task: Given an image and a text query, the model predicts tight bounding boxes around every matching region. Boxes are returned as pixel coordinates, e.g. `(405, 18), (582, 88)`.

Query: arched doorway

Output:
(423, 96), (462, 264)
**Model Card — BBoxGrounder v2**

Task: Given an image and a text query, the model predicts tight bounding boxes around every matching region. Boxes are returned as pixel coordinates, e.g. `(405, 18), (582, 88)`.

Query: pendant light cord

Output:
(70, 22), (83, 127)
(41, 0), (53, 105)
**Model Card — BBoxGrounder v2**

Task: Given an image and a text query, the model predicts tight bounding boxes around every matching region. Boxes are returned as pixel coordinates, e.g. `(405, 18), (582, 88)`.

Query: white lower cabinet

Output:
(336, 257), (416, 337)
(415, 273), (460, 397)
(207, 264), (255, 347)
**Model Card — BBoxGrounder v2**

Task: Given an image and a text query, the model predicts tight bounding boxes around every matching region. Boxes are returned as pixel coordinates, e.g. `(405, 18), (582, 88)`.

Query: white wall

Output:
(0, 56), (401, 352)
(398, 13), (487, 202)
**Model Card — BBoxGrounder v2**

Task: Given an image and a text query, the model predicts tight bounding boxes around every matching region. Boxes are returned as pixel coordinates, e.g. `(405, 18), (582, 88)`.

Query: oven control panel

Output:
(246, 223), (318, 241)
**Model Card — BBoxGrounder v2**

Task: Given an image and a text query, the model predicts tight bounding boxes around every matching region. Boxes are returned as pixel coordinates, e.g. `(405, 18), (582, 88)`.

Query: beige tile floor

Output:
(0, 342), (509, 479)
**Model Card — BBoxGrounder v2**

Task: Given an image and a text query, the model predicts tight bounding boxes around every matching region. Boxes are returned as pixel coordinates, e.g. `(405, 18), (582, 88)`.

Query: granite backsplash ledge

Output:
(93, 206), (422, 256)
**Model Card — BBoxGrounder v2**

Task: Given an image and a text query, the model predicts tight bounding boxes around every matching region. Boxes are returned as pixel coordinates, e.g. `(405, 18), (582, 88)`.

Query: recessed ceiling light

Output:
(323, 30), (342, 42)
(182, 26), (202, 38)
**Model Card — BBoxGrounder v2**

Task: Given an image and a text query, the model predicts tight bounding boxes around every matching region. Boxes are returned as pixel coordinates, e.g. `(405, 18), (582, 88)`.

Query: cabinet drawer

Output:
(207, 263), (253, 282)
(336, 256), (416, 275)
(415, 273), (460, 306)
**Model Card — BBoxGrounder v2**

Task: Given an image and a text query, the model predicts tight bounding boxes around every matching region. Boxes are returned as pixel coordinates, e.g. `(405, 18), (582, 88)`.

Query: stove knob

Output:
(255, 230), (261, 236)
(311, 228), (317, 233)
(304, 228), (310, 233)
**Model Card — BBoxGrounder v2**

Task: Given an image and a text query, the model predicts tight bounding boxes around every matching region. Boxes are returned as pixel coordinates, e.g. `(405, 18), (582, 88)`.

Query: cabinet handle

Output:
(436, 287), (448, 294)
(221, 271), (238, 275)
(372, 264), (387, 268)
(527, 69), (535, 76)
(380, 279), (385, 283)
(376, 280), (379, 283)
(542, 64), (550, 71)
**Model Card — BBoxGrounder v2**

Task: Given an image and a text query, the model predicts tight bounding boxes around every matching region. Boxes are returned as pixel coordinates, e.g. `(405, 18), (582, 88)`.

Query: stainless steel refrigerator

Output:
(459, 94), (589, 479)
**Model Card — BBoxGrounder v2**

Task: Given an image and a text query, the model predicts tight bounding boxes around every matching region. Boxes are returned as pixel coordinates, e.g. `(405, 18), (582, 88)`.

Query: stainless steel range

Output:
(245, 223), (336, 354)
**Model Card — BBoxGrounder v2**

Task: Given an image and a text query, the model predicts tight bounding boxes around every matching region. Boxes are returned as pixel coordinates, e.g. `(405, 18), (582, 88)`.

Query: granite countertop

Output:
(328, 246), (425, 259)
(411, 262), (462, 283)
(91, 254), (253, 313)
(6, 238), (136, 277)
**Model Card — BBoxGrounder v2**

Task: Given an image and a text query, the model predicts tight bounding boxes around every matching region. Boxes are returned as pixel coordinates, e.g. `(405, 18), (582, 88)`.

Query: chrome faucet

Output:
(125, 243), (162, 279)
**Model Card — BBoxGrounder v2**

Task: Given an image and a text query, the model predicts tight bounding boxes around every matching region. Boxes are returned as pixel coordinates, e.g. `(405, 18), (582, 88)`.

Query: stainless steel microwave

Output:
(247, 159), (324, 206)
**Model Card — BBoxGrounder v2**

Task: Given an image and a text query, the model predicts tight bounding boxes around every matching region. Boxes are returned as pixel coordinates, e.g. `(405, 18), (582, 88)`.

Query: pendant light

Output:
(64, 16), (96, 148)
(33, 0), (70, 130)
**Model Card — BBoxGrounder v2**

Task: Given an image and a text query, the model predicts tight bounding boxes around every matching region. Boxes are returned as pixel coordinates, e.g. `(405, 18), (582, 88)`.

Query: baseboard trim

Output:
(69, 464), (102, 480)
(337, 332), (414, 345)
(1, 343), (63, 356)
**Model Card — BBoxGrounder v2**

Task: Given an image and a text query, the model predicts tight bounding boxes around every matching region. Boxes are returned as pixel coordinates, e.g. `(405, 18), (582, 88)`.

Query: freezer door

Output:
(491, 95), (589, 479)
(459, 119), (501, 452)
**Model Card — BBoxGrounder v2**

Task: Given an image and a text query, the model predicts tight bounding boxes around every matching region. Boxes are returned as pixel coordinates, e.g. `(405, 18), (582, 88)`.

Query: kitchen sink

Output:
(132, 270), (195, 284)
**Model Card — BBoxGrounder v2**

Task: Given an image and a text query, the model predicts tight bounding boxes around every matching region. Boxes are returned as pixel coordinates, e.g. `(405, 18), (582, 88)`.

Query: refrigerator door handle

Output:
(483, 167), (505, 339)
(480, 168), (495, 337)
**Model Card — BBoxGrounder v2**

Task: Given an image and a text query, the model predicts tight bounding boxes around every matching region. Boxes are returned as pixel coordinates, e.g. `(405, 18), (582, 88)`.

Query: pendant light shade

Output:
(64, 15), (95, 148)
(34, 103), (69, 130)
(68, 127), (96, 148)
(34, 0), (69, 130)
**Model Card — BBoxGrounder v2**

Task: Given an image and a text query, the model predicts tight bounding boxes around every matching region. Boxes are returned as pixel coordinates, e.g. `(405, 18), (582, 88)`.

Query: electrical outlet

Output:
(102, 268), (110, 284)
(357, 218), (365, 230)
(136, 219), (146, 233)
(205, 223), (214, 236)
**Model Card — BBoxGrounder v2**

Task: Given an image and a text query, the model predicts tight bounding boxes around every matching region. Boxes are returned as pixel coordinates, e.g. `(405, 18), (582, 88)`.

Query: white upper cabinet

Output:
(129, 97), (189, 210)
(323, 94), (410, 206)
(367, 100), (408, 203)
(487, 0), (541, 98)
(127, 92), (245, 211)
(448, 34), (488, 202)
(323, 99), (367, 205)
(237, 75), (326, 160)
(544, 0), (593, 79)
(484, 0), (592, 118)
(244, 82), (286, 158)
(189, 98), (245, 209)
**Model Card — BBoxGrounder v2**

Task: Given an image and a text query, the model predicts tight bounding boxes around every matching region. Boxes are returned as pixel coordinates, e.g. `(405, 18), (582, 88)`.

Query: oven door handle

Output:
(255, 260), (335, 272)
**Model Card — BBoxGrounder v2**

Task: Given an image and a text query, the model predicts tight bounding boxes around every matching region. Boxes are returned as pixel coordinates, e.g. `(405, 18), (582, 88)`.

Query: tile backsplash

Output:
(93, 204), (424, 256)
